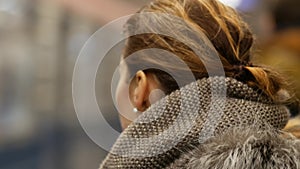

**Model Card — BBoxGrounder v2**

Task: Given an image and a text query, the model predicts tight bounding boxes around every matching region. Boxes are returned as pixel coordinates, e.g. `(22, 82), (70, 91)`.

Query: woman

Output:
(100, 0), (294, 168)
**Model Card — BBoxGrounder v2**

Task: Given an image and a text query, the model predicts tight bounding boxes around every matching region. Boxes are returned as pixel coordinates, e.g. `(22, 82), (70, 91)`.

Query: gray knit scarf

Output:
(100, 77), (289, 169)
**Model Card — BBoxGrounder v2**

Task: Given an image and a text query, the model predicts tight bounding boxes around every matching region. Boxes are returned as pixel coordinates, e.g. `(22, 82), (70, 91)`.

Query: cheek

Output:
(115, 81), (137, 130)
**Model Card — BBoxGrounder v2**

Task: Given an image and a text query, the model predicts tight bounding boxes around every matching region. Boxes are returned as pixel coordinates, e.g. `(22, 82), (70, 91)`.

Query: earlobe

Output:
(132, 70), (148, 111)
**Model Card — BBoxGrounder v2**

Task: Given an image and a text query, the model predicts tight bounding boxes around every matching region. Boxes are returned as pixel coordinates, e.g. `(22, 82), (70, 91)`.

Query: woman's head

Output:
(116, 0), (288, 129)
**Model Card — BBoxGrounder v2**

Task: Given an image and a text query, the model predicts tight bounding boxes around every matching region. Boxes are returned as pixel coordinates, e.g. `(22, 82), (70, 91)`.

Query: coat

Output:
(100, 77), (289, 168)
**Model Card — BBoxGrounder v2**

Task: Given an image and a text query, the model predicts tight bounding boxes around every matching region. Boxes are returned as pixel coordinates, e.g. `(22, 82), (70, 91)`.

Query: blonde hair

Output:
(123, 0), (288, 101)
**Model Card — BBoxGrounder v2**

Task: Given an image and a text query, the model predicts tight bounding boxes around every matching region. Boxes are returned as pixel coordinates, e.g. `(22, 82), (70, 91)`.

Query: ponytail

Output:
(245, 67), (280, 98)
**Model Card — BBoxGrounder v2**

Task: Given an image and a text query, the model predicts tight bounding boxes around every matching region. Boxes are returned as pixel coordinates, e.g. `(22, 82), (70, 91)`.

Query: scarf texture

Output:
(100, 77), (289, 169)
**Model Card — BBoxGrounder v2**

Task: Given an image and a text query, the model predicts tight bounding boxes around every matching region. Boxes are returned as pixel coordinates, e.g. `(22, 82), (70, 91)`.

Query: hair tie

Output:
(233, 65), (245, 79)
(241, 61), (253, 67)
(233, 65), (244, 72)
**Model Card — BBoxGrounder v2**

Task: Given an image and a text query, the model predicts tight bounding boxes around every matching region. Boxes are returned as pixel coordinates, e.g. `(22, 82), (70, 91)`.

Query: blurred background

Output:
(0, 0), (299, 168)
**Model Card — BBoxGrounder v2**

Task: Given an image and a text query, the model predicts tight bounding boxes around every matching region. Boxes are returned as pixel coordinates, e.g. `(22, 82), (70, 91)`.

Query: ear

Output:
(132, 70), (148, 111)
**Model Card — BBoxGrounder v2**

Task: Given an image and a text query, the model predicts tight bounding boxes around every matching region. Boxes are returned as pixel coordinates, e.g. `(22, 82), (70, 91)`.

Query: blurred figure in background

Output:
(253, 0), (300, 136)
(0, 0), (147, 169)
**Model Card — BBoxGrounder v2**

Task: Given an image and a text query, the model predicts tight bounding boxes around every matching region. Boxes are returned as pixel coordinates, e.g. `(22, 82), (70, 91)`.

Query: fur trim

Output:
(169, 126), (300, 169)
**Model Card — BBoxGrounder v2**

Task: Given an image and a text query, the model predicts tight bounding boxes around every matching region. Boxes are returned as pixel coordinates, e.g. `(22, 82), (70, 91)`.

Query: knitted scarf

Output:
(100, 77), (289, 169)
